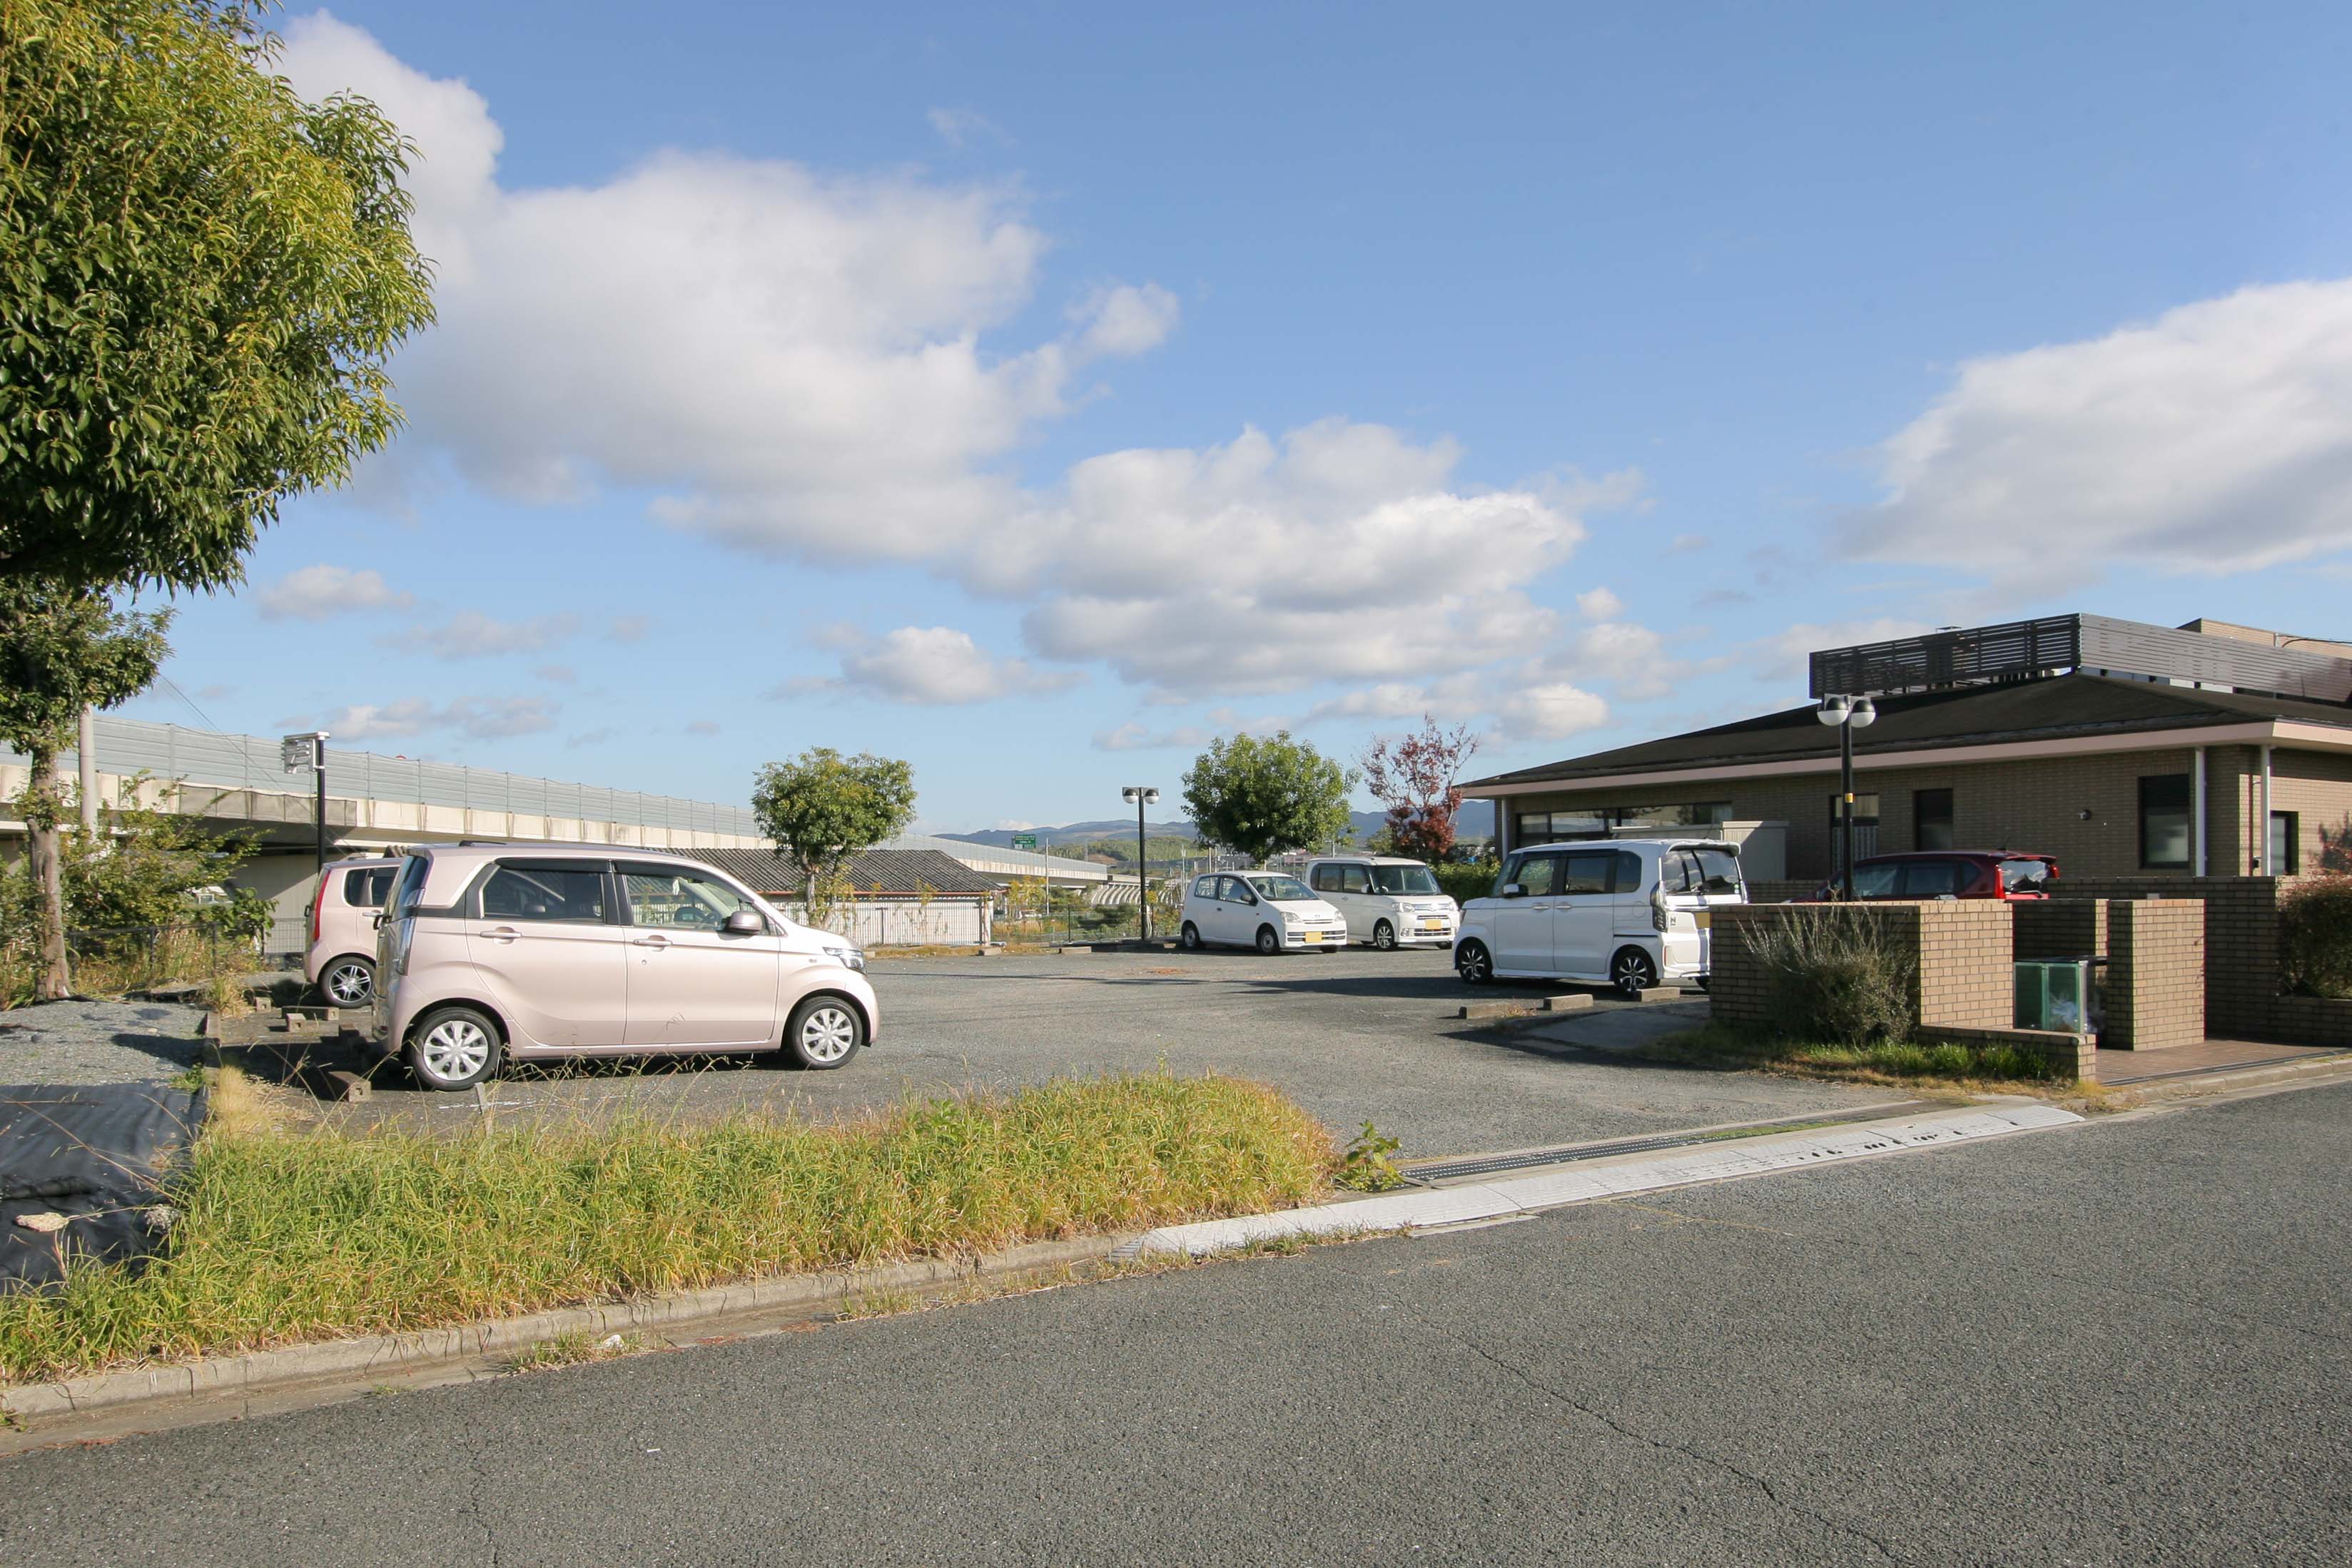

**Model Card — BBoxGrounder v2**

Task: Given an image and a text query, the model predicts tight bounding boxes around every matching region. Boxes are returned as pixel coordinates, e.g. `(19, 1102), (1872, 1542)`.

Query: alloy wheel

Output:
(324, 959), (372, 1006)
(1373, 921), (1396, 951)
(1613, 950), (1659, 995)
(1456, 941), (1492, 984)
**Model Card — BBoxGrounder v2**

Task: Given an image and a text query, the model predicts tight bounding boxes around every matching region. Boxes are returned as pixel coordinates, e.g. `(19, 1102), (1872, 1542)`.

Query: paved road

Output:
(7, 1081), (2346, 1564)
(318, 948), (1890, 1157)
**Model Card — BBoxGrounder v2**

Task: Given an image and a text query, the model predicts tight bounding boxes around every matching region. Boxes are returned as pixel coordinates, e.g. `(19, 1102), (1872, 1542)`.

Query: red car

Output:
(1810, 851), (2059, 902)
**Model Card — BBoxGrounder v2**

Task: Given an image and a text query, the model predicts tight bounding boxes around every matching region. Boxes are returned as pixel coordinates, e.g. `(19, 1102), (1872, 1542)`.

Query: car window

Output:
(2000, 859), (2052, 892)
(1560, 852), (1615, 895)
(1615, 851), (1645, 894)
(342, 867), (395, 908)
(1691, 847), (1743, 895)
(1342, 865), (1374, 893)
(1367, 864), (1436, 895)
(1658, 851), (1698, 894)
(1192, 875), (1218, 898)
(1218, 876), (1252, 903)
(392, 855), (430, 917)
(480, 864), (609, 923)
(1310, 865), (1337, 892)
(1849, 862), (1903, 898)
(624, 867), (756, 930)
(1512, 853), (1558, 897)
(1900, 860), (1968, 897)
(1250, 874), (1316, 902)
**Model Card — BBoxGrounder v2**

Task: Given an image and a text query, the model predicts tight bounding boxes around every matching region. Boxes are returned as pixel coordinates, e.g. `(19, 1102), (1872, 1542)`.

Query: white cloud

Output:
(256, 565), (412, 622)
(277, 16), (1172, 566)
(1090, 708), (1287, 753)
(1668, 534), (1709, 554)
(927, 106), (1008, 148)
(1847, 278), (2352, 584)
(1574, 587), (1623, 621)
(684, 719), (721, 735)
(1745, 618), (1932, 683)
(1070, 282), (1180, 359)
(533, 663), (577, 683)
(1302, 668), (1611, 744)
(782, 625), (1083, 706)
(288, 695), (558, 740)
(380, 611), (581, 658)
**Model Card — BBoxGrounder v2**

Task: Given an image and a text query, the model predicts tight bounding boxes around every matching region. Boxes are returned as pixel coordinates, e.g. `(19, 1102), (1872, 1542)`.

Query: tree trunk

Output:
(28, 747), (71, 1001)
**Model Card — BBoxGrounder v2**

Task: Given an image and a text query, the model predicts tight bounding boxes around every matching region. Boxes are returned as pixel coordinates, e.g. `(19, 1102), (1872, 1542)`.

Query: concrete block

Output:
(1631, 987), (1681, 1004)
(1541, 993), (1594, 1013)
(1457, 999), (1535, 1022)
(320, 1069), (373, 1103)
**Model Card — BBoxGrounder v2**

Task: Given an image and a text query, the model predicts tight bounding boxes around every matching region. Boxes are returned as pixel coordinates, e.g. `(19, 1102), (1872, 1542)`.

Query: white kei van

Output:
(1300, 856), (1459, 950)
(1454, 839), (1746, 994)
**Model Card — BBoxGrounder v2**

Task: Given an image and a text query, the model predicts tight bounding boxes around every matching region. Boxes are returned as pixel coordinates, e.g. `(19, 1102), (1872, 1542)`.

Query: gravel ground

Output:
(0, 1000), (206, 1086)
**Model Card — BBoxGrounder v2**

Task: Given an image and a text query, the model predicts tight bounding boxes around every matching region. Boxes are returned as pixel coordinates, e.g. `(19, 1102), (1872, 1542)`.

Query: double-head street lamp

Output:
(1121, 785), (1160, 941)
(1815, 695), (1876, 899)
(281, 730), (330, 878)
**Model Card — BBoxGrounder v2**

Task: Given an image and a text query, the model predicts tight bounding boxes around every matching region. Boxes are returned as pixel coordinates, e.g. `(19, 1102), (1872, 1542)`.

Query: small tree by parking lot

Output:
(1180, 732), (1356, 865)
(1359, 715), (1478, 865)
(751, 748), (918, 907)
(2280, 875), (2352, 999)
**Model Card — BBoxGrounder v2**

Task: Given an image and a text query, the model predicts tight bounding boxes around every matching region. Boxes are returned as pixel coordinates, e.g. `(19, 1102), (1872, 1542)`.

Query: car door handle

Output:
(632, 935), (670, 948)
(481, 925), (521, 944)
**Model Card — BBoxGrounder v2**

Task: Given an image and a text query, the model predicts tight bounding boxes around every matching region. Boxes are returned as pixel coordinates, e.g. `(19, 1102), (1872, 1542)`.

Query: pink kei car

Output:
(305, 855), (403, 1007)
(370, 843), (880, 1090)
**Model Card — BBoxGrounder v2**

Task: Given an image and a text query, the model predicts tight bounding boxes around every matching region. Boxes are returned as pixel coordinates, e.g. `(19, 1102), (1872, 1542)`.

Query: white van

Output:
(1453, 838), (1746, 994)
(1301, 856), (1459, 950)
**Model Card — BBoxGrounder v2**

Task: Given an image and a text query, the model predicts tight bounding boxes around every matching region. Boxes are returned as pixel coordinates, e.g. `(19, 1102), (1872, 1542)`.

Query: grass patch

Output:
(1638, 1021), (2079, 1094)
(0, 1071), (1333, 1386)
(504, 1330), (634, 1373)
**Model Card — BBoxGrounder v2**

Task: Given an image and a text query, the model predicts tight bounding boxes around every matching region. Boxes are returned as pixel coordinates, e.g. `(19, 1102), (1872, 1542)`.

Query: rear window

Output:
(1690, 847), (1743, 895)
(391, 855), (431, 917)
(1902, 859), (1969, 897)
(342, 867), (396, 908)
(2000, 859), (2054, 892)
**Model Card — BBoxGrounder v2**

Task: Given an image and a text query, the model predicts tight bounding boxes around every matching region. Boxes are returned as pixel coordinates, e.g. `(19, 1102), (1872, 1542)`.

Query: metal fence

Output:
(8, 716), (758, 837)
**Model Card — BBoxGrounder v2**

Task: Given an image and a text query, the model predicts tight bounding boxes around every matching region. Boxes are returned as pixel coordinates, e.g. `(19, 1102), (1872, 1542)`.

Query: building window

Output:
(2269, 811), (2300, 875)
(1914, 788), (1954, 852)
(2139, 774), (2191, 870)
(1514, 803), (1732, 848)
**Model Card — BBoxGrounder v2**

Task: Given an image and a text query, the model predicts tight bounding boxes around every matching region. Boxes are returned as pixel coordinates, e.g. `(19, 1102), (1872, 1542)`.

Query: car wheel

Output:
(784, 994), (864, 1070)
(1611, 947), (1661, 997)
(1372, 920), (1396, 951)
(406, 1004), (504, 1091)
(1180, 922), (1202, 951)
(1255, 925), (1282, 956)
(1456, 940), (1493, 985)
(322, 956), (375, 1007)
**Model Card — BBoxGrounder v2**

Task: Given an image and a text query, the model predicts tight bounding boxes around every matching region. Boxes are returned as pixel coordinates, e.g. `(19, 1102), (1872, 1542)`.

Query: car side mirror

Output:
(1501, 882), (1526, 899)
(723, 910), (764, 935)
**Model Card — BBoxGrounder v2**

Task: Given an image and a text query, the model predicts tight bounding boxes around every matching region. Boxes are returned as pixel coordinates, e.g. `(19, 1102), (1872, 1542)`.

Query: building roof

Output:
(684, 847), (998, 897)
(1464, 673), (2352, 792)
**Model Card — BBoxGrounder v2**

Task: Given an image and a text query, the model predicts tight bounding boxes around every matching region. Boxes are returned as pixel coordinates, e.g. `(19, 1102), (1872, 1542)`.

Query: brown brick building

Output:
(1463, 615), (2352, 887)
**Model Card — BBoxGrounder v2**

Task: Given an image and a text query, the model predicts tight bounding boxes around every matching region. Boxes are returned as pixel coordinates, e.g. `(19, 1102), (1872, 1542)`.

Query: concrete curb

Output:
(2107, 1049), (2352, 1100)
(1120, 1104), (2081, 1258)
(0, 1233), (1129, 1428)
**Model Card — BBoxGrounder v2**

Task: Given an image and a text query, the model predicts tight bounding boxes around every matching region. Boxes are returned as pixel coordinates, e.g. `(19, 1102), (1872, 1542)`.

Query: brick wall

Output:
(1499, 741), (2352, 882)
(2105, 899), (2205, 1050)
(1915, 901), (2014, 1032)
(2013, 900), (2106, 962)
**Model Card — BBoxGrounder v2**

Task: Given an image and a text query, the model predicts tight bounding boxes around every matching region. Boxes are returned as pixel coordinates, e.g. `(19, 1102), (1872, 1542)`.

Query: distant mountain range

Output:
(944, 800), (1494, 852)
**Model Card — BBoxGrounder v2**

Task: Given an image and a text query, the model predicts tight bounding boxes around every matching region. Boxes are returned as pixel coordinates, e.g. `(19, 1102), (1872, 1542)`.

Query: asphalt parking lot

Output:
(320, 947), (1898, 1159)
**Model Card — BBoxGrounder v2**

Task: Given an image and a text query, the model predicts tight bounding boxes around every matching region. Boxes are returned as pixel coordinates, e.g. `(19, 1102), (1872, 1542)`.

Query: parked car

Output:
(370, 844), (879, 1090)
(1301, 855), (1460, 950)
(1805, 851), (2059, 902)
(1178, 871), (1351, 954)
(304, 855), (402, 1007)
(1454, 838), (1747, 994)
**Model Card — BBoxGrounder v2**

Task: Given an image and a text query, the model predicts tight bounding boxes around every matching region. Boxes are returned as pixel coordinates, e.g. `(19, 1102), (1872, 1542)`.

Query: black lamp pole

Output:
(1838, 716), (1855, 901)
(1123, 785), (1159, 942)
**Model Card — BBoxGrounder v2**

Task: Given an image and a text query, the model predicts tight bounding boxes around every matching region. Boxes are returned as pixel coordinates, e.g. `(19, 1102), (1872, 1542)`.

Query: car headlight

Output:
(823, 945), (866, 972)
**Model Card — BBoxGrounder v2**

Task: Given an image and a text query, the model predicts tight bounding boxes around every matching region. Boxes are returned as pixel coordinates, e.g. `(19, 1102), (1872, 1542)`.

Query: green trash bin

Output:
(2014, 959), (2092, 1033)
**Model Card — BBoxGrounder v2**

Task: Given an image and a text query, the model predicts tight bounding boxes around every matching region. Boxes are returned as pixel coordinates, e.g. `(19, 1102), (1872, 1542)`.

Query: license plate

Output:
(1694, 911), (1712, 930)
(1419, 921), (1445, 931)
(1300, 932), (1323, 943)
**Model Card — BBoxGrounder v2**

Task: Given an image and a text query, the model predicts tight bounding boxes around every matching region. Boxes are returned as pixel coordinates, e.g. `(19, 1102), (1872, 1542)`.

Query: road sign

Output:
(1010, 833), (1038, 852)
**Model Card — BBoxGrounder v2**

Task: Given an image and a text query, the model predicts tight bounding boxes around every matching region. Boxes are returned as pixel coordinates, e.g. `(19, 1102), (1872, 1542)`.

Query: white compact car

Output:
(1178, 872), (1350, 954)
(1301, 856), (1459, 950)
(1454, 838), (1746, 994)
(305, 855), (403, 1006)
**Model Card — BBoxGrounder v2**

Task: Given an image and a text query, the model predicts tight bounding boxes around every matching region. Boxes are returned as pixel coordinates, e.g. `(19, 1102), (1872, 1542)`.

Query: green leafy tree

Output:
(1180, 732), (1357, 866)
(0, 582), (171, 997)
(0, 0), (436, 589)
(750, 748), (918, 910)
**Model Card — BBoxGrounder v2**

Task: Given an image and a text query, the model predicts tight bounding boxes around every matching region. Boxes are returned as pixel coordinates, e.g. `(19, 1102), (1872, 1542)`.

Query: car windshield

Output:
(1249, 875), (1317, 902)
(1368, 864), (1441, 895)
(1850, 862), (1903, 898)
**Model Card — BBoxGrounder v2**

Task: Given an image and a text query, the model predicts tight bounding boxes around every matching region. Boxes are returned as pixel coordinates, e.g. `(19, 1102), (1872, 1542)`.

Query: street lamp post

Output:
(281, 731), (330, 878)
(1814, 696), (1876, 898)
(1122, 785), (1160, 942)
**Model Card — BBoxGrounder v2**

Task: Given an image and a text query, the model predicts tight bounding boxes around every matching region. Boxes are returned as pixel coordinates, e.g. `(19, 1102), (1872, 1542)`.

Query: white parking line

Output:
(1122, 1104), (2081, 1258)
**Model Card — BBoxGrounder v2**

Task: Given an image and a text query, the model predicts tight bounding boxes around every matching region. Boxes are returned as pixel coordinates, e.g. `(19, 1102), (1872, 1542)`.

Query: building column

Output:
(2192, 746), (2206, 877)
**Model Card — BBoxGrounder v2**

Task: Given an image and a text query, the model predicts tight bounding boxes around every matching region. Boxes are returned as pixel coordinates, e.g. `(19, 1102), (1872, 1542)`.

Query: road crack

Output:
(1389, 1297), (1904, 1563)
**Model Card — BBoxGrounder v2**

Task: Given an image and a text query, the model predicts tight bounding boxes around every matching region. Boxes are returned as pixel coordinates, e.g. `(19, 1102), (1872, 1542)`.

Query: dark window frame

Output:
(2138, 774), (2192, 870)
(1914, 788), (1955, 853)
(2269, 810), (2301, 876)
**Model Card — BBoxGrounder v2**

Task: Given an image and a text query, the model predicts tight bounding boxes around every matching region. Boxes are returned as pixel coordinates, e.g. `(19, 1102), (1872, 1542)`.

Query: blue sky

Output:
(126, 1), (2352, 832)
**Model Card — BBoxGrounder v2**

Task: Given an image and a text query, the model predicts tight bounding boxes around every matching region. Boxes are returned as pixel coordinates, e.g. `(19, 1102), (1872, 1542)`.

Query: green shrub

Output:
(2280, 875), (2352, 999)
(1743, 905), (1917, 1046)
(1436, 860), (1500, 906)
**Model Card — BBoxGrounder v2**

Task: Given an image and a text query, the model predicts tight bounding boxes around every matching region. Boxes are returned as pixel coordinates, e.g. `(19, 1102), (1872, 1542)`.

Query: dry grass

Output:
(1637, 1022), (2097, 1100)
(503, 1330), (637, 1373)
(0, 1071), (1335, 1386)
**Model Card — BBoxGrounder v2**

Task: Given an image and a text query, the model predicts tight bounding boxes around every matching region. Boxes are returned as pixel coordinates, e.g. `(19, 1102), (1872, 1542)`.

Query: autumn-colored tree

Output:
(1359, 716), (1479, 865)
